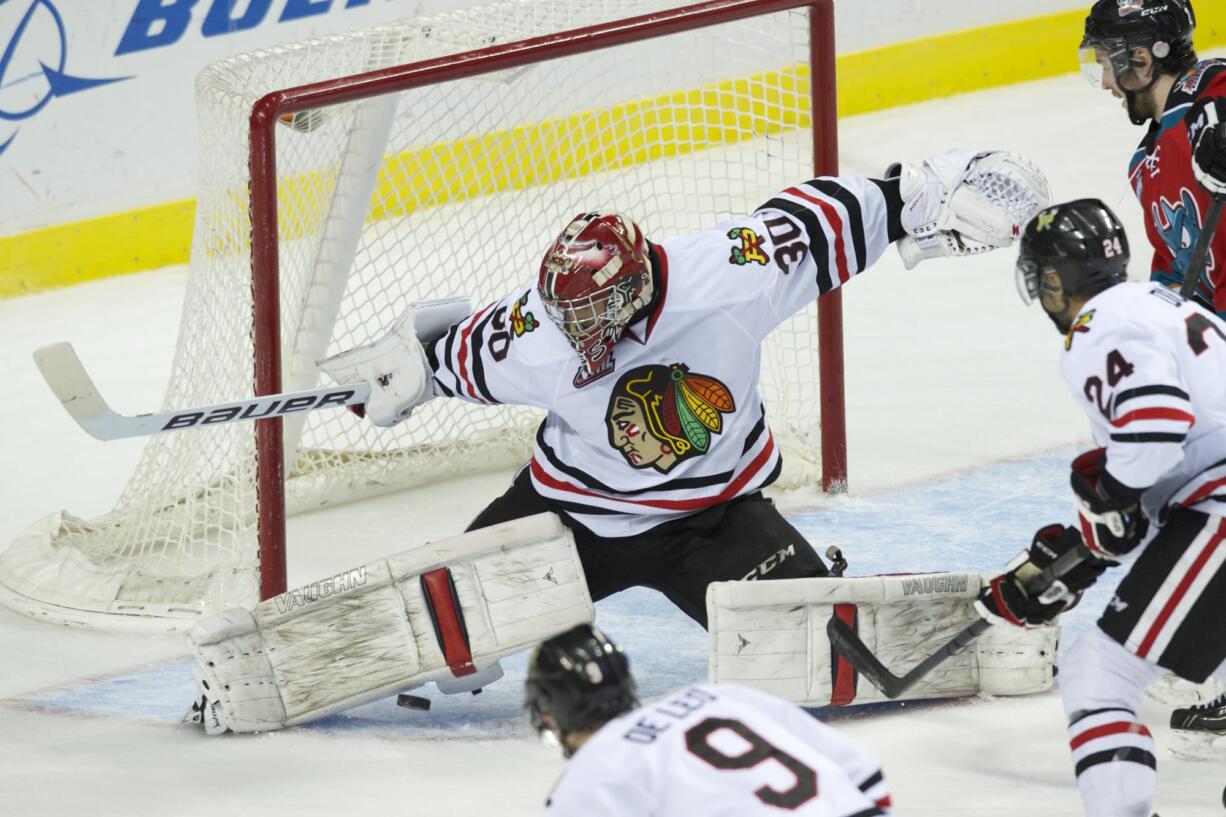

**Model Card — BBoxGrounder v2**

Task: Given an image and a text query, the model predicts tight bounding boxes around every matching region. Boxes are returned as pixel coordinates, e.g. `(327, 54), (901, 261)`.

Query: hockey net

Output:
(0, 0), (839, 629)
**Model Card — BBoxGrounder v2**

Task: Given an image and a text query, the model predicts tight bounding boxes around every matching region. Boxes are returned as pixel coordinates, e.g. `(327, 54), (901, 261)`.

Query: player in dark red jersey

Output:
(1079, 0), (1226, 318)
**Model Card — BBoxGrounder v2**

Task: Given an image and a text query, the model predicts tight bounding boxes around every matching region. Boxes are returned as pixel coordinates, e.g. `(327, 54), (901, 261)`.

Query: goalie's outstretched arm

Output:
(749, 149), (1050, 331)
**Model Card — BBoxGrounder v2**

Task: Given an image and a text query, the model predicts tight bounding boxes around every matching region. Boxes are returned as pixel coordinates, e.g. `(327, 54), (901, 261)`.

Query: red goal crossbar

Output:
(247, 0), (843, 600)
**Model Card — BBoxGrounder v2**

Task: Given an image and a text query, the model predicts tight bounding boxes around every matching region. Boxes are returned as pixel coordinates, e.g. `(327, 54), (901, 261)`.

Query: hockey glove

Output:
(316, 298), (469, 428)
(888, 149), (1051, 269)
(1189, 97), (1226, 199)
(975, 524), (1108, 628)
(1070, 448), (1148, 558)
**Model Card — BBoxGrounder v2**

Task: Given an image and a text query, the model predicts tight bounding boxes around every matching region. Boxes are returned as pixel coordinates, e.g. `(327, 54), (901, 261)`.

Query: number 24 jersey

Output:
(1059, 281), (1226, 522)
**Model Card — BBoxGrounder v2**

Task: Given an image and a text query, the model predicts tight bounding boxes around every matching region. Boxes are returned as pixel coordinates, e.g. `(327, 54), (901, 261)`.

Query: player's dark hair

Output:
(1016, 199), (1130, 302)
(524, 624), (638, 748)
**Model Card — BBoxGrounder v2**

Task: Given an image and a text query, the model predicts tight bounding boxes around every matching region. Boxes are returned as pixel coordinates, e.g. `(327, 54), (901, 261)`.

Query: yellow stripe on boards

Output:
(367, 64), (810, 222)
(0, 200), (195, 298)
(4, 7), (1225, 297)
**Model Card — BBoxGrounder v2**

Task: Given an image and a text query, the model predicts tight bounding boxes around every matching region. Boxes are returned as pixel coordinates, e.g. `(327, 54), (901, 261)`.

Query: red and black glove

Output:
(976, 524), (1109, 628)
(1070, 448), (1148, 558)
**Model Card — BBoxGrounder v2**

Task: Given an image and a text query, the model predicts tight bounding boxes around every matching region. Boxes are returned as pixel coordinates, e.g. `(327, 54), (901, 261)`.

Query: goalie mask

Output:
(538, 212), (654, 377)
(1016, 199), (1129, 333)
(524, 624), (638, 757)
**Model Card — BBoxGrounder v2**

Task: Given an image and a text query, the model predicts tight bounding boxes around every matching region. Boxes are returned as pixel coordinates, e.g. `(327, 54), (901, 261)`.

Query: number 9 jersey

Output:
(543, 682), (892, 817)
(1059, 281), (1226, 523)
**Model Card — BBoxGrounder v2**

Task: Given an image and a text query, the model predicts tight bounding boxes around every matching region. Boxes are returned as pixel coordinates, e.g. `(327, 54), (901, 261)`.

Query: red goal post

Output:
(248, 0), (844, 600)
(0, 0), (849, 630)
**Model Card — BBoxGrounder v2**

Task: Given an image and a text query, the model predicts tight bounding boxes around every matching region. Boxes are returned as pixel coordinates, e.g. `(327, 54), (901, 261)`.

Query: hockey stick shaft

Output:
(1179, 196), (1225, 300)
(34, 342), (370, 441)
(826, 542), (1094, 699)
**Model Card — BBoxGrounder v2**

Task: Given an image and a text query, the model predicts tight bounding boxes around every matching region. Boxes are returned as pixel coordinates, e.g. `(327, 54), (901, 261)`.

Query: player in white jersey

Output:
(524, 624), (893, 817)
(320, 149), (1049, 628)
(976, 199), (1226, 817)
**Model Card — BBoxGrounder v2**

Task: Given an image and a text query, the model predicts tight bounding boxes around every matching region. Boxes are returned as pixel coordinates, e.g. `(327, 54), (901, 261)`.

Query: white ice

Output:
(3, 63), (1226, 817)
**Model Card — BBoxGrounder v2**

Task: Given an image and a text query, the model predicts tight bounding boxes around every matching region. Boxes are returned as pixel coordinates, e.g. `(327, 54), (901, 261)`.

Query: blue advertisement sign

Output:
(0, 0), (374, 157)
(0, 0), (130, 156)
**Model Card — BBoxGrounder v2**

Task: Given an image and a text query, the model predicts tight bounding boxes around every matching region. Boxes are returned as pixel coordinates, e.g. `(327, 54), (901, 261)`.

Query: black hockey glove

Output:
(975, 524), (1108, 628)
(1070, 448), (1148, 558)
(1189, 97), (1226, 199)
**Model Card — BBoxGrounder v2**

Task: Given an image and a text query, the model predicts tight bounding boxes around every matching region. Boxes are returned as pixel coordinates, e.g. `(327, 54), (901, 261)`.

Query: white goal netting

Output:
(0, 0), (828, 629)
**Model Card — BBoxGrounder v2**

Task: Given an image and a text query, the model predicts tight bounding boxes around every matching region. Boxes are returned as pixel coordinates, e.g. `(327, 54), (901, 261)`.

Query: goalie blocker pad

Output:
(707, 572), (1058, 707)
(186, 513), (592, 733)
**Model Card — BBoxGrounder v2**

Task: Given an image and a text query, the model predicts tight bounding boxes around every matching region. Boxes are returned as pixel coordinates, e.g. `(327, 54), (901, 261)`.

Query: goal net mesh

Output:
(0, 0), (825, 628)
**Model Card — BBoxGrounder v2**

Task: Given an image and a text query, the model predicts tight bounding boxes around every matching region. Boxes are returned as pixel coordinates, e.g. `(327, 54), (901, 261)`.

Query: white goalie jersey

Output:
(1059, 282), (1226, 522)
(425, 176), (901, 536)
(545, 682), (892, 817)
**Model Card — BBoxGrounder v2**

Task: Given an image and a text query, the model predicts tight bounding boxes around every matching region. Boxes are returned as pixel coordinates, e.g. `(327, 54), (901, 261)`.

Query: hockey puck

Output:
(396, 693), (431, 711)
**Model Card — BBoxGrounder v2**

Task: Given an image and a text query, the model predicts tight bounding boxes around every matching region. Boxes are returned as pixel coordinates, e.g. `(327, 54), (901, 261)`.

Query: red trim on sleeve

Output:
(421, 568), (477, 677)
(784, 186), (850, 283)
(456, 303), (495, 402)
(1110, 407), (1195, 428)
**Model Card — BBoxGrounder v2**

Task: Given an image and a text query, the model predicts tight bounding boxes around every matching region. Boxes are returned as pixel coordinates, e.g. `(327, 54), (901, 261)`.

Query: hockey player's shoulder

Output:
(1062, 282), (1176, 354)
(483, 286), (566, 357)
(1174, 58), (1226, 103)
(659, 218), (786, 302)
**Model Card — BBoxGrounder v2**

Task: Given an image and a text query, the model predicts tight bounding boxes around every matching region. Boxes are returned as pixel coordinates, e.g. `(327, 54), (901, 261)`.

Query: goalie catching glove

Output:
(889, 149), (1051, 270)
(975, 524), (1109, 628)
(317, 297), (470, 427)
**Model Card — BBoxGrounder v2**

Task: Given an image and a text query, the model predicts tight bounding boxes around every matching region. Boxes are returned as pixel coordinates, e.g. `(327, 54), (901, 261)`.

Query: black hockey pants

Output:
(466, 467), (828, 628)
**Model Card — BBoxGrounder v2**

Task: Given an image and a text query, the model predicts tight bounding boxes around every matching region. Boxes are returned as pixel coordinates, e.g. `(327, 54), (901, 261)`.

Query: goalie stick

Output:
(826, 541), (1095, 699)
(34, 342), (369, 441)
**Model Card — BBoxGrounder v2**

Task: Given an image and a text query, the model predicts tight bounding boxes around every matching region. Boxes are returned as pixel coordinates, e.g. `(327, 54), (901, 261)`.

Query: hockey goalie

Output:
(185, 148), (1054, 733)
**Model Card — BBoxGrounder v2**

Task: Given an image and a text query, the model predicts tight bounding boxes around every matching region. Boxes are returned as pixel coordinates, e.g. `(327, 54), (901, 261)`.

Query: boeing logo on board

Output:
(0, 0), (131, 156)
(1, 0), (375, 157)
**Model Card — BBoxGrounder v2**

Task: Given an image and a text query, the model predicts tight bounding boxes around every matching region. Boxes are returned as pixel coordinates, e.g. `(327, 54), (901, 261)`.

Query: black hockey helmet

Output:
(1016, 199), (1129, 305)
(524, 624), (638, 749)
(1081, 0), (1197, 123)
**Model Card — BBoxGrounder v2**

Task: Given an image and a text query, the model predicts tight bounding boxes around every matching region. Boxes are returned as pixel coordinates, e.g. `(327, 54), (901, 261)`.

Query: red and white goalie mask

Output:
(538, 212), (654, 377)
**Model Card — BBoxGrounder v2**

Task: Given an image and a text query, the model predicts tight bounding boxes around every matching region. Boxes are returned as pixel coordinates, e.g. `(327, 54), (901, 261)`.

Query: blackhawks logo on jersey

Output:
(1065, 309), (1095, 351)
(605, 363), (735, 473)
(509, 292), (538, 337)
(727, 227), (768, 266)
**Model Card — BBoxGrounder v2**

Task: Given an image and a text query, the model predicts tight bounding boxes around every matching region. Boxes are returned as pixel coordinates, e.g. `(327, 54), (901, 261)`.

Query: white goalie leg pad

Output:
(707, 572), (1058, 707)
(186, 512), (592, 733)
